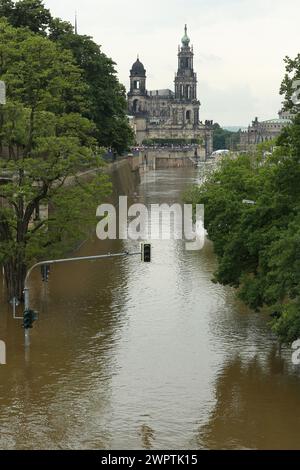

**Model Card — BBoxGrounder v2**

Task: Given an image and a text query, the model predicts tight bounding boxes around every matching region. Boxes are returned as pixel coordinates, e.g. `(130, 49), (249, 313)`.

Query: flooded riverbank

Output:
(0, 167), (300, 450)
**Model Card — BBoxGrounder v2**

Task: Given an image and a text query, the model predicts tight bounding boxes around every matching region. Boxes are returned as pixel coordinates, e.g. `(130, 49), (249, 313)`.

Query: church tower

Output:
(174, 25), (200, 125)
(127, 26), (213, 152)
(175, 25), (197, 101)
(128, 57), (148, 115)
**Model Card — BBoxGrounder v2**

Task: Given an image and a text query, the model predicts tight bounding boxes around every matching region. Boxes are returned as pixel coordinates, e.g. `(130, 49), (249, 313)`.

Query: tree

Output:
(280, 54), (300, 110)
(0, 0), (134, 154)
(0, 0), (52, 34)
(185, 114), (300, 343)
(55, 33), (134, 154)
(0, 0), (14, 18)
(48, 17), (74, 41)
(185, 53), (300, 344)
(212, 123), (239, 151)
(0, 20), (111, 300)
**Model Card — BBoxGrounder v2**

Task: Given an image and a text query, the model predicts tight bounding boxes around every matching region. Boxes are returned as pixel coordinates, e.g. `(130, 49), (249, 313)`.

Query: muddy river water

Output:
(0, 167), (300, 450)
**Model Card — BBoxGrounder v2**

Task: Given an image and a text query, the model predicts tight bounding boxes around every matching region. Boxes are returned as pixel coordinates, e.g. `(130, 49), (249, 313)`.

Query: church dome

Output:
(131, 58), (146, 76)
(181, 24), (190, 47)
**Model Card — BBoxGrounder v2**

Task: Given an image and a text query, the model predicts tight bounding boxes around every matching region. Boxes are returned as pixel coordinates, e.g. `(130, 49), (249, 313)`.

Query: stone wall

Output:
(154, 156), (195, 169)
(106, 158), (141, 201)
(141, 146), (205, 163)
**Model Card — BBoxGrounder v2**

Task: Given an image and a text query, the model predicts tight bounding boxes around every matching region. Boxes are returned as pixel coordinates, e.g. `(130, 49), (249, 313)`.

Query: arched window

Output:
(186, 110), (191, 122)
(134, 80), (140, 90)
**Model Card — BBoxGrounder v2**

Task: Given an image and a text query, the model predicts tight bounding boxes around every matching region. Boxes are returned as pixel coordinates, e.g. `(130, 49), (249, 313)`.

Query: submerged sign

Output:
(0, 340), (6, 365)
(0, 81), (6, 105)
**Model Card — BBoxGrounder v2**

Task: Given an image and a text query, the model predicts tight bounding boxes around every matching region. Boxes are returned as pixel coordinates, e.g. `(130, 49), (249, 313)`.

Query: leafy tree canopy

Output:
(212, 123), (240, 151)
(0, 0), (51, 34)
(280, 54), (300, 111)
(186, 113), (300, 344)
(0, 19), (111, 300)
(0, 0), (134, 153)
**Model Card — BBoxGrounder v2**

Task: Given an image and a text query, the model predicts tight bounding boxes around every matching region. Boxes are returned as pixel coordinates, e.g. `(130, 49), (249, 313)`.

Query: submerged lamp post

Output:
(22, 245), (151, 345)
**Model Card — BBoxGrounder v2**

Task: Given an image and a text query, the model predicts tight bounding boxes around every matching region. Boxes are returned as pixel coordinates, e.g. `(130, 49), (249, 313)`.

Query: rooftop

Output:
(131, 58), (146, 76)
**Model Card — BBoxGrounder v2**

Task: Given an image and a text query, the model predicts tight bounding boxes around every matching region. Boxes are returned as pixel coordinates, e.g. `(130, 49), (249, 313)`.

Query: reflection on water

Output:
(0, 167), (300, 450)
(198, 351), (300, 450)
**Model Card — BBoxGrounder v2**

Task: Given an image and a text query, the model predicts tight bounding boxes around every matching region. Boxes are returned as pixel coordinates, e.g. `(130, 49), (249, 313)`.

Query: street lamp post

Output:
(22, 249), (146, 346)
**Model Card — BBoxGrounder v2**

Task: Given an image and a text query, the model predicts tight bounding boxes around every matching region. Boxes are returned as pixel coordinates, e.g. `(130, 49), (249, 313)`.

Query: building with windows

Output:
(127, 26), (213, 157)
(239, 110), (294, 150)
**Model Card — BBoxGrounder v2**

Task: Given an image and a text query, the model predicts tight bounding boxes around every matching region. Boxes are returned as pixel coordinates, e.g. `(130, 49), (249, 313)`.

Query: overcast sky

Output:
(44, 0), (299, 126)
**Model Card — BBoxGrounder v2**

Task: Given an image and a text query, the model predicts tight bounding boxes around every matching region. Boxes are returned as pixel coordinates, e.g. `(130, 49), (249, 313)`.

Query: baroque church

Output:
(128, 26), (213, 157)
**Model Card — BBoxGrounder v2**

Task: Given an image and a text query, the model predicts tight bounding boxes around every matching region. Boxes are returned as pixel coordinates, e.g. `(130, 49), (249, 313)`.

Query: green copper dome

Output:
(181, 24), (190, 47)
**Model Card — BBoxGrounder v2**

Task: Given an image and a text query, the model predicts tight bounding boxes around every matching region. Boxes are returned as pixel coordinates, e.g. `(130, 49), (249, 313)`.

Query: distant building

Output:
(127, 26), (214, 157)
(239, 110), (294, 150)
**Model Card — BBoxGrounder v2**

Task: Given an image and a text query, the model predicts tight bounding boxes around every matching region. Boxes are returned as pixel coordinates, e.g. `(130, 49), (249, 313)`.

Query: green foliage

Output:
(48, 17), (73, 41)
(0, 18), (112, 299)
(54, 33), (134, 153)
(280, 54), (300, 110)
(0, 19), (87, 115)
(186, 115), (300, 344)
(212, 123), (240, 151)
(0, 0), (134, 154)
(0, 0), (14, 18)
(272, 303), (300, 344)
(0, 0), (51, 34)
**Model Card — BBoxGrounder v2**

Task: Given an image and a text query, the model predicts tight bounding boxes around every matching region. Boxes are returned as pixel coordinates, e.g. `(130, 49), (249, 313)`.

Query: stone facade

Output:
(127, 26), (213, 157)
(239, 110), (294, 150)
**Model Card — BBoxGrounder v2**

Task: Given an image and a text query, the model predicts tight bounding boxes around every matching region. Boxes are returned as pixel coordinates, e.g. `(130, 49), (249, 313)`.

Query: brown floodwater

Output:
(0, 167), (300, 450)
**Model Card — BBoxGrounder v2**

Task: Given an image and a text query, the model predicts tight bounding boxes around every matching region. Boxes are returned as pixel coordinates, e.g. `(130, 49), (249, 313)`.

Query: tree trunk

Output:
(3, 258), (27, 302)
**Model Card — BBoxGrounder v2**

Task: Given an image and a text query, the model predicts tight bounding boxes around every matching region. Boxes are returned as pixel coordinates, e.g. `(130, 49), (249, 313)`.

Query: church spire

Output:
(75, 11), (78, 35)
(175, 25), (196, 101)
(181, 24), (190, 47)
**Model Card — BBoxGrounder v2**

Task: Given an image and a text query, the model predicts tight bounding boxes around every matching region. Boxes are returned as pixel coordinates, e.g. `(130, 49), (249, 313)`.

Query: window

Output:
(181, 57), (189, 68)
(185, 85), (192, 100)
(133, 99), (139, 113)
